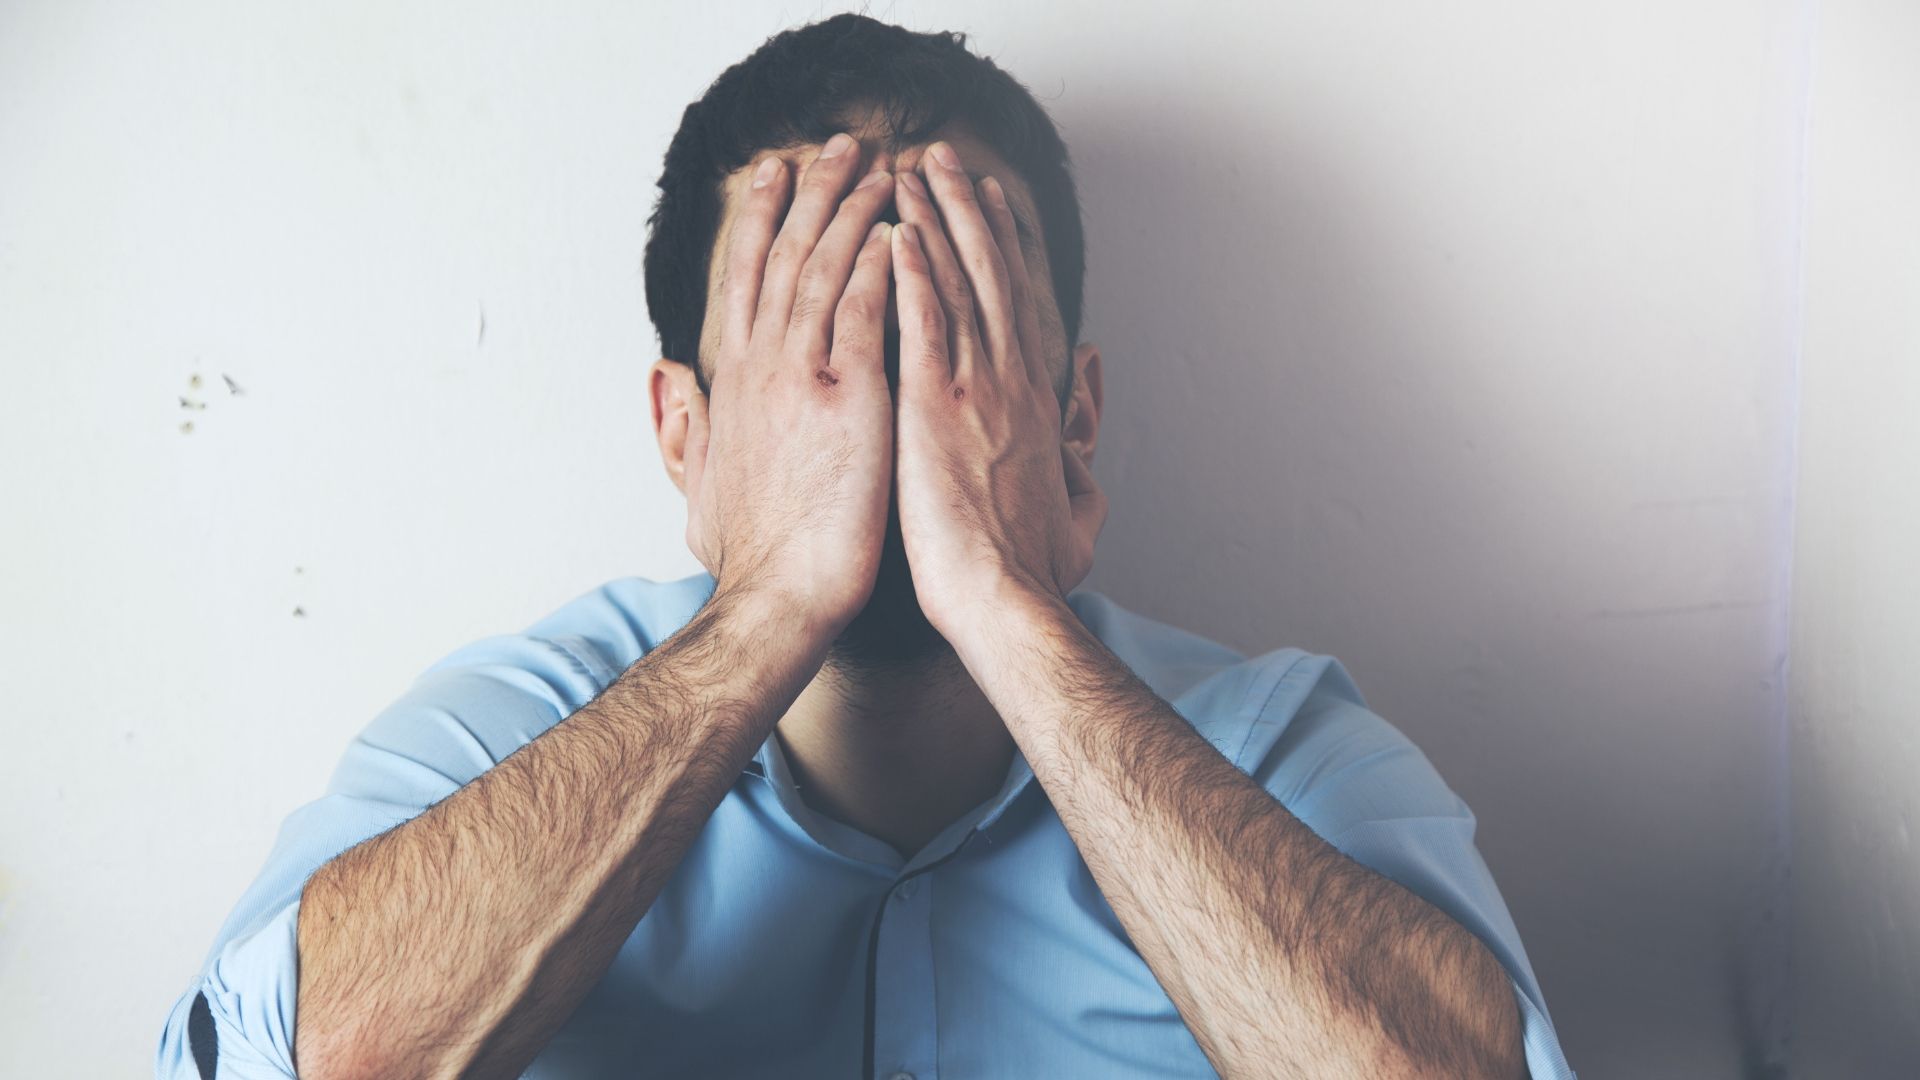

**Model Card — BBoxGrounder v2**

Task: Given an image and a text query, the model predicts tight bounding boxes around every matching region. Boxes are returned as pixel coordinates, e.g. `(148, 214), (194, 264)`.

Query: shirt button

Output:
(893, 880), (917, 901)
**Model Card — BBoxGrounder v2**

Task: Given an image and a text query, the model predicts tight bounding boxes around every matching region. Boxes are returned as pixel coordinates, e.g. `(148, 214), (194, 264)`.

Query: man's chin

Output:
(828, 557), (950, 671)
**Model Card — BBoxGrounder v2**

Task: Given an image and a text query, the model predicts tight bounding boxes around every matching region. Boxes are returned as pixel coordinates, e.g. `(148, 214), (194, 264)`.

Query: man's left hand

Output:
(887, 141), (1106, 641)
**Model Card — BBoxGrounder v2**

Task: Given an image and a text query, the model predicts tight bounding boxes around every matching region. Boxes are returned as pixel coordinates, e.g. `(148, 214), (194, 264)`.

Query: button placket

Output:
(871, 872), (938, 1080)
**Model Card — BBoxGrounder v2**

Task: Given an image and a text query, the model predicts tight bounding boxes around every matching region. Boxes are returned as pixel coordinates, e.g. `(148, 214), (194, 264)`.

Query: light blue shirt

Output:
(158, 572), (1574, 1079)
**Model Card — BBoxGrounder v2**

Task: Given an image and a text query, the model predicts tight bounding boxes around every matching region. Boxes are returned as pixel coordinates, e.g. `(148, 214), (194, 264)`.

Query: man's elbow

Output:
(1450, 947), (1530, 1080)
(294, 1024), (406, 1080)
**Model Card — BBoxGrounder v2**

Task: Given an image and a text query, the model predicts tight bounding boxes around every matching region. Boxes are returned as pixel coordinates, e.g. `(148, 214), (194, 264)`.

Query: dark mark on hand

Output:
(223, 373), (243, 395)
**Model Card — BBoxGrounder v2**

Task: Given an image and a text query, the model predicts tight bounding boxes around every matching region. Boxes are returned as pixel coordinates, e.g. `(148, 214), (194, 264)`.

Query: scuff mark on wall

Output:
(176, 369), (244, 433)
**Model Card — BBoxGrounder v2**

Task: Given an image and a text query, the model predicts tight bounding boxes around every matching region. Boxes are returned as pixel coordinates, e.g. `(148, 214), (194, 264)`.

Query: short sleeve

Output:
(155, 632), (615, 1079)
(1245, 654), (1577, 1080)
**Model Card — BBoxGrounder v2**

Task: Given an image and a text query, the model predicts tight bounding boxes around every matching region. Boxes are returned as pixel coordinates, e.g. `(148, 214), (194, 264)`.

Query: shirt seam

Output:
(1230, 650), (1315, 768)
(543, 633), (621, 689)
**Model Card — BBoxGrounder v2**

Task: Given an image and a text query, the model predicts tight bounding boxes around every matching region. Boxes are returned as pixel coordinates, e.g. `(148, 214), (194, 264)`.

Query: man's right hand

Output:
(683, 132), (896, 637)
(276, 132), (906, 1080)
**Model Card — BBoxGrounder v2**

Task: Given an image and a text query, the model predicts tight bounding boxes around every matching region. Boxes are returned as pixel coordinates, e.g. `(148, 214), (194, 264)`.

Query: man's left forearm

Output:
(945, 584), (1528, 1080)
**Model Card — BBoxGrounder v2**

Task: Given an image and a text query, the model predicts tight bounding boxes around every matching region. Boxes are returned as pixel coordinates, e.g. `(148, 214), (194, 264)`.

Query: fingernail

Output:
(868, 221), (890, 242)
(820, 132), (854, 158)
(895, 222), (918, 247)
(897, 171), (927, 198)
(928, 142), (960, 170)
(982, 175), (1008, 208)
(752, 157), (780, 188)
(856, 169), (891, 190)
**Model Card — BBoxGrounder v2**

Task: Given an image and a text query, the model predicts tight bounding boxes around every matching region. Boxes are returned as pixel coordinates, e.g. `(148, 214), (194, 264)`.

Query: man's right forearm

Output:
(293, 585), (828, 1080)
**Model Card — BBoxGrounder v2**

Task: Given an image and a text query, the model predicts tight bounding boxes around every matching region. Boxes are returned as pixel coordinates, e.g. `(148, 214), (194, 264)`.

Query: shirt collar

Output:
(686, 572), (1236, 872)
(748, 728), (1037, 875)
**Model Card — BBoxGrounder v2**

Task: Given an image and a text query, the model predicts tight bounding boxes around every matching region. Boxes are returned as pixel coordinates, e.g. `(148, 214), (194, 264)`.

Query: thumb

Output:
(1062, 443), (1107, 545)
(683, 385), (715, 561)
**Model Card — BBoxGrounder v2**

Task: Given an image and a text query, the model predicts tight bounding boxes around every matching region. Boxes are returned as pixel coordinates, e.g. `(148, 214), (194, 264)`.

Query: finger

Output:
(894, 169), (984, 383)
(829, 222), (894, 382)
(719, 157), (791, 352)
(920, 142), (1019, 377)
(790, 169), (895, 357)
(682, 384), (713, 560)
(751, 132), (864, 342)
(891, 222), (953, 397)
(979, 175), (1050, 397)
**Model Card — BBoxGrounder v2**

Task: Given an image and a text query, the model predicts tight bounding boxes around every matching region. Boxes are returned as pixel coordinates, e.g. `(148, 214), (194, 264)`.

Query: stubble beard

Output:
(823, 317), (956, 674)
(825, 499), (952, 675)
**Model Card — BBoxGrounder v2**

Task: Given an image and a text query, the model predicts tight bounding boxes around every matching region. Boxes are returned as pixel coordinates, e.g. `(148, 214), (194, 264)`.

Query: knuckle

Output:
(834, 332), (877, 366)
(836, 292), (876, 325)
(913, 340), (948, 368)
(937, 270), (972, 303)
(795, 259), (834, 297)
(788, 289), (828, 329)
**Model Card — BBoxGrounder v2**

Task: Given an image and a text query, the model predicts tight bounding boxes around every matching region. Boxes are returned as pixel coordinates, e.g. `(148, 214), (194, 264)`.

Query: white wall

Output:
(1076, 4), (1807, 1074)
(0, 2), (1877, 1076)
(1790, 0), (1920, 1074)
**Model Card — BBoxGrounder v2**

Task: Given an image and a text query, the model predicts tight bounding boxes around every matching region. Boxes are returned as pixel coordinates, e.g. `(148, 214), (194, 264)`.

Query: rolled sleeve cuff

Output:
(1513, 974), (1577, 1080)
(156, 901), (302, 1080)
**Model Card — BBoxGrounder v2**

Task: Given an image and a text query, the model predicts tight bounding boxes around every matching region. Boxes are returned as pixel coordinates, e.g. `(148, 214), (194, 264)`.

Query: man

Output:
(159, 14), (1572, 1079)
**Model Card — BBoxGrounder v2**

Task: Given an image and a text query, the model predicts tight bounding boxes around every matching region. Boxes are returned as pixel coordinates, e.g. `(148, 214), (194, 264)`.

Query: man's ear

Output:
(649, 358), (705, 495)
(1062, 342), (1103, 462)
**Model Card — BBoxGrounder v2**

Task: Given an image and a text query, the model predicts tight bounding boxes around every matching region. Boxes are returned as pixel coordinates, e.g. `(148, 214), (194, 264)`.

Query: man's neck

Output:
(774, 641), (1015, 862)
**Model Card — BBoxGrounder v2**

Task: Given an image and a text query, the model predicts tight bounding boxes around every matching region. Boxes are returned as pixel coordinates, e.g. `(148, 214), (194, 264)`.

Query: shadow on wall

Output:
(1066, 92), (1788, 1079)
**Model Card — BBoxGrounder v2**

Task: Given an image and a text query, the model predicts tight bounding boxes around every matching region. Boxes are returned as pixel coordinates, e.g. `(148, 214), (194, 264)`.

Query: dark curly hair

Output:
(641, 13), (1085, 390)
